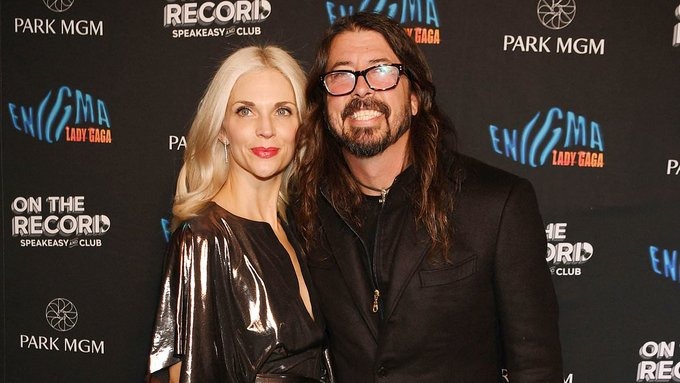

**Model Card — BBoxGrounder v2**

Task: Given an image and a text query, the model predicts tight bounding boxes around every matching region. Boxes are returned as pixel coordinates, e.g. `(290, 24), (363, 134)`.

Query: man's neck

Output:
(344, 132), (410, 193)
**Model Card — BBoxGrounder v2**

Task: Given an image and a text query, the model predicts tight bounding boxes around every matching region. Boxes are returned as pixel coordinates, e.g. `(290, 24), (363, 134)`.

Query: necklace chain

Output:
(354, 178), (392, 204)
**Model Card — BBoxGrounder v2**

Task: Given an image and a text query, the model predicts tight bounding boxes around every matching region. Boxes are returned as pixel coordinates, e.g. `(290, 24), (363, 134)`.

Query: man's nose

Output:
(352, 74), (373, 97)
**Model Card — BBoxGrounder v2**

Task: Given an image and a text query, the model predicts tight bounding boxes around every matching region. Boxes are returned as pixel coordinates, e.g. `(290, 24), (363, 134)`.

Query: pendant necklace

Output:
(355, 178), (393, 204)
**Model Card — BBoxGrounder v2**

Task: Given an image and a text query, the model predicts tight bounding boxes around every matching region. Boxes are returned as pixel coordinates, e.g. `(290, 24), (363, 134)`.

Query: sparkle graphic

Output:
(537, 0), (576, 30)
(45, 298), (78, 332)
(43, 0), (74, 13)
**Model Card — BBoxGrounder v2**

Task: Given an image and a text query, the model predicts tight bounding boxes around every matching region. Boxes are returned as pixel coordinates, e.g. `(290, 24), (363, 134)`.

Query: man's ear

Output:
(410, 92), (419, 116)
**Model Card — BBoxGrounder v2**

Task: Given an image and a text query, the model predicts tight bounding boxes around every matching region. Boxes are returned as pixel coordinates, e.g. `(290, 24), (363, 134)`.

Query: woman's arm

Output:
(169, 362), (181, 383)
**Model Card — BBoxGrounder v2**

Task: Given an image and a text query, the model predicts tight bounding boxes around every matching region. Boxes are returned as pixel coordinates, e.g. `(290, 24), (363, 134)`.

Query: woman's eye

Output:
(236, 107), (252, 116)
(275, 107), (292, 116)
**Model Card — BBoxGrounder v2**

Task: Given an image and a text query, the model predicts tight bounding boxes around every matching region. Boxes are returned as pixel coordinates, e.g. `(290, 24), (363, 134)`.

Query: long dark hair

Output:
(293, 12), (462, 258)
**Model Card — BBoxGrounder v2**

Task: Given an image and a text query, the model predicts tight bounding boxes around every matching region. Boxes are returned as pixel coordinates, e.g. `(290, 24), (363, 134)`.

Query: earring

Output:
(223, 141), (229, 164)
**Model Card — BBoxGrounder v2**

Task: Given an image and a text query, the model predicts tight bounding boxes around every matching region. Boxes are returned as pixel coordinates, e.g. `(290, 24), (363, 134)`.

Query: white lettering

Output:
(557, 37), (605, 55)
(546, 223), (567, 241)
(64, 338), (105, 354)
(667, 159), (679, 175)
(169, 135), (187, 150)
(11, 215), (111, 236)
(11, 196), (41, 214)
(61, 20), (104, 36)
(639, 341), (676, 359)
(163, 0), (271, 27)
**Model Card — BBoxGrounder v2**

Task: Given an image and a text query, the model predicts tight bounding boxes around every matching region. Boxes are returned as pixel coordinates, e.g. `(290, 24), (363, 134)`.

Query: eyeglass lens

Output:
(324, 65), (401, 96)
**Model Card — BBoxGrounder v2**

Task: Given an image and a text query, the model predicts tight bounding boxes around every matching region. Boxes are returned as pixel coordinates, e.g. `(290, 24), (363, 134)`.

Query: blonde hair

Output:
(172, 45), (307, 229)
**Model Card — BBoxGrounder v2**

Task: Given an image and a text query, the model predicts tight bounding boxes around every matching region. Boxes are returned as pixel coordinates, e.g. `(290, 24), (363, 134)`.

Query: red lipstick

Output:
(251, 147), (279, 158)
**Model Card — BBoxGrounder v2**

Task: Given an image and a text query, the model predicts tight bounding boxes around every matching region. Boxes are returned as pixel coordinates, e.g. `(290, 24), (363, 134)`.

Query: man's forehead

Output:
(327, 30), (399, 68)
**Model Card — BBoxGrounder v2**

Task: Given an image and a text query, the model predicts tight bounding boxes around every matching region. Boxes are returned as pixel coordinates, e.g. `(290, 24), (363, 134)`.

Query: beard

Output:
(327, 97), (412, 158)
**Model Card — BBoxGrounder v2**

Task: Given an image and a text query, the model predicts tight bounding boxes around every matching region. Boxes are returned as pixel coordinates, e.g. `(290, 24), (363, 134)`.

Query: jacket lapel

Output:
(318, 192), (379, 340)
(382, 210), (430, 321)
(374, 167), (432, 321)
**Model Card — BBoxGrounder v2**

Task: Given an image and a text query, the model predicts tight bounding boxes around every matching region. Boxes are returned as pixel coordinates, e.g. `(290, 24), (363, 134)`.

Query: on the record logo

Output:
(637, 341), (680, 381)
(164, 0), (270, 38)
(10, 195), (110, 248)
(546, 222), (593, 276)
(19, 298), (105, 354)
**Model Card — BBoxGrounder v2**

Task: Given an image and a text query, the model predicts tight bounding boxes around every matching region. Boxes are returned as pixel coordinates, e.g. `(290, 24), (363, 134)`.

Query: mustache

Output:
(340, 98), (391, 120)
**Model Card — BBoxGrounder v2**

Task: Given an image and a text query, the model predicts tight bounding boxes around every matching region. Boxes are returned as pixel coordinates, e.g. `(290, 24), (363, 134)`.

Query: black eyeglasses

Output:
(320, 63), (406, 96)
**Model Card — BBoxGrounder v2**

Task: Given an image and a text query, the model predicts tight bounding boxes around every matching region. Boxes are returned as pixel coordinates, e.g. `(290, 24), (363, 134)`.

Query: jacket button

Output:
(377, 366), (388, 377)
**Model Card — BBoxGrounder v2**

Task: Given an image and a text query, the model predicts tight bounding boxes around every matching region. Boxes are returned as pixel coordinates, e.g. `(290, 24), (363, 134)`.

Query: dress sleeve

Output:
(493, 178), (563, 382)
(148, 223), (240, 382)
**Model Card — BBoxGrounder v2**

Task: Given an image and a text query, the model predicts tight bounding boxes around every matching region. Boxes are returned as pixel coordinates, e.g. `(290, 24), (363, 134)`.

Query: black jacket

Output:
(307, 155), (563, 383)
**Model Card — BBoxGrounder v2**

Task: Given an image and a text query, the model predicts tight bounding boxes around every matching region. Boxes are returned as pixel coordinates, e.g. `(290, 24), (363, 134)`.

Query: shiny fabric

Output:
(149, 202), (327, 383)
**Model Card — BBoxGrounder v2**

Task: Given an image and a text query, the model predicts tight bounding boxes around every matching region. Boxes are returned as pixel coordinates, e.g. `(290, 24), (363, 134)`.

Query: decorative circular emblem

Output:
(46, 298), (78, 332)
(43, 0), (75, 13)
(537, 0), (576, 30)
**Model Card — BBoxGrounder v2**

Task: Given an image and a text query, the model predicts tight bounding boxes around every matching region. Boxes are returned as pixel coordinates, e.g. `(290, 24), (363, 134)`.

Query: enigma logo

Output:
(489, 107), (605, 168)
(7, 86), (111, 143)
(649, 246), (678, 283)
(325, 0), (440, 27)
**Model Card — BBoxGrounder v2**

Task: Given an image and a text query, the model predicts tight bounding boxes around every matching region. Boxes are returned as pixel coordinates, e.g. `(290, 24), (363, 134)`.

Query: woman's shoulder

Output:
(173, 202), (231, 239)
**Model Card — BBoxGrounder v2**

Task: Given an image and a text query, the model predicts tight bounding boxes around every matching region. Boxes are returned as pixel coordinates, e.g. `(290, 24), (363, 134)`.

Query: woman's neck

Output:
(211, 173), (282, 226)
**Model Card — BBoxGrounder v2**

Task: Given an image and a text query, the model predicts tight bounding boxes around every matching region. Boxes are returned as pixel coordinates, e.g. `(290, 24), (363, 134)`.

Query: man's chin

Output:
(345, 123), (382, 136)
(343, 140), (388, 158)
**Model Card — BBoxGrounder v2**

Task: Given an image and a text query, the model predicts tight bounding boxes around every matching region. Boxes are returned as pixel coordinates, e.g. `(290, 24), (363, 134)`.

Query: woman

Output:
(148, 46), (330, 383)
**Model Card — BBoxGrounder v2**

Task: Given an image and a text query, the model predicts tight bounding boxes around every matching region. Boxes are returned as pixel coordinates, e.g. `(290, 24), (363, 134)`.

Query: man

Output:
(292, 12), (562, 383)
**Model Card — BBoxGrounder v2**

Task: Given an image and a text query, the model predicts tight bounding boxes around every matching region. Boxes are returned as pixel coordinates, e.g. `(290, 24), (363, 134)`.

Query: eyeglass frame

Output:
(320, 63), (407, 96)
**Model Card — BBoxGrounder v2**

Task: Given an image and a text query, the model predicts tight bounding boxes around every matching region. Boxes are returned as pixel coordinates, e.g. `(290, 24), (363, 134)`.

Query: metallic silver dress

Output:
(149, 202), (327, 383)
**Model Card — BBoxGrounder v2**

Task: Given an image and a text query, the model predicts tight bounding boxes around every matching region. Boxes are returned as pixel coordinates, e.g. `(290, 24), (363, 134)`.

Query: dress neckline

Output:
(206, 201), (319, 324)
(207, 200), (277, 227)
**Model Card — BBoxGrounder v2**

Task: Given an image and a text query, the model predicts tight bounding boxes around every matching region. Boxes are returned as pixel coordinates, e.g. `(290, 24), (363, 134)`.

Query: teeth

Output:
(351, 110), (382, 120)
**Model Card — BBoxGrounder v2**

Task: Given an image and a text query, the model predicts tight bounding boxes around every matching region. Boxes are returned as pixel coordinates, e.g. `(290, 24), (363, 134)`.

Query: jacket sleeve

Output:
(493, 178), (563, 382)
(148, 223), (241, 382)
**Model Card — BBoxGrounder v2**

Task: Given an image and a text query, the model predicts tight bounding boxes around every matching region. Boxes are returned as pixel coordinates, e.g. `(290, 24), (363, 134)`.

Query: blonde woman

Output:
(148, 46), (330, 383)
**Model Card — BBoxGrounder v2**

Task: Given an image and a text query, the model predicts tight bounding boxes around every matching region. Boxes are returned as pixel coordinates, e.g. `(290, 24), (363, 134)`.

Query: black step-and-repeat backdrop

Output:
(2, 1), (679, 381)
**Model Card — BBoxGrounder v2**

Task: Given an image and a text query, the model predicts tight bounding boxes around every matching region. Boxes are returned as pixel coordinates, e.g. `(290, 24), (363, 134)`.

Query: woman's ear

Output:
(217, 129), (229, 146)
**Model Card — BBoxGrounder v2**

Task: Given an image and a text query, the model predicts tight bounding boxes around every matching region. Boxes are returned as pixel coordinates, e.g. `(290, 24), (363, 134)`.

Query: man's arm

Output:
(494, 178), (563, 382)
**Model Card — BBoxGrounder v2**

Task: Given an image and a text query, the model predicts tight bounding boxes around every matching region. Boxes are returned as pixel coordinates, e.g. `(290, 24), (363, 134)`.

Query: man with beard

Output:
(292, 12), (563, 383)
